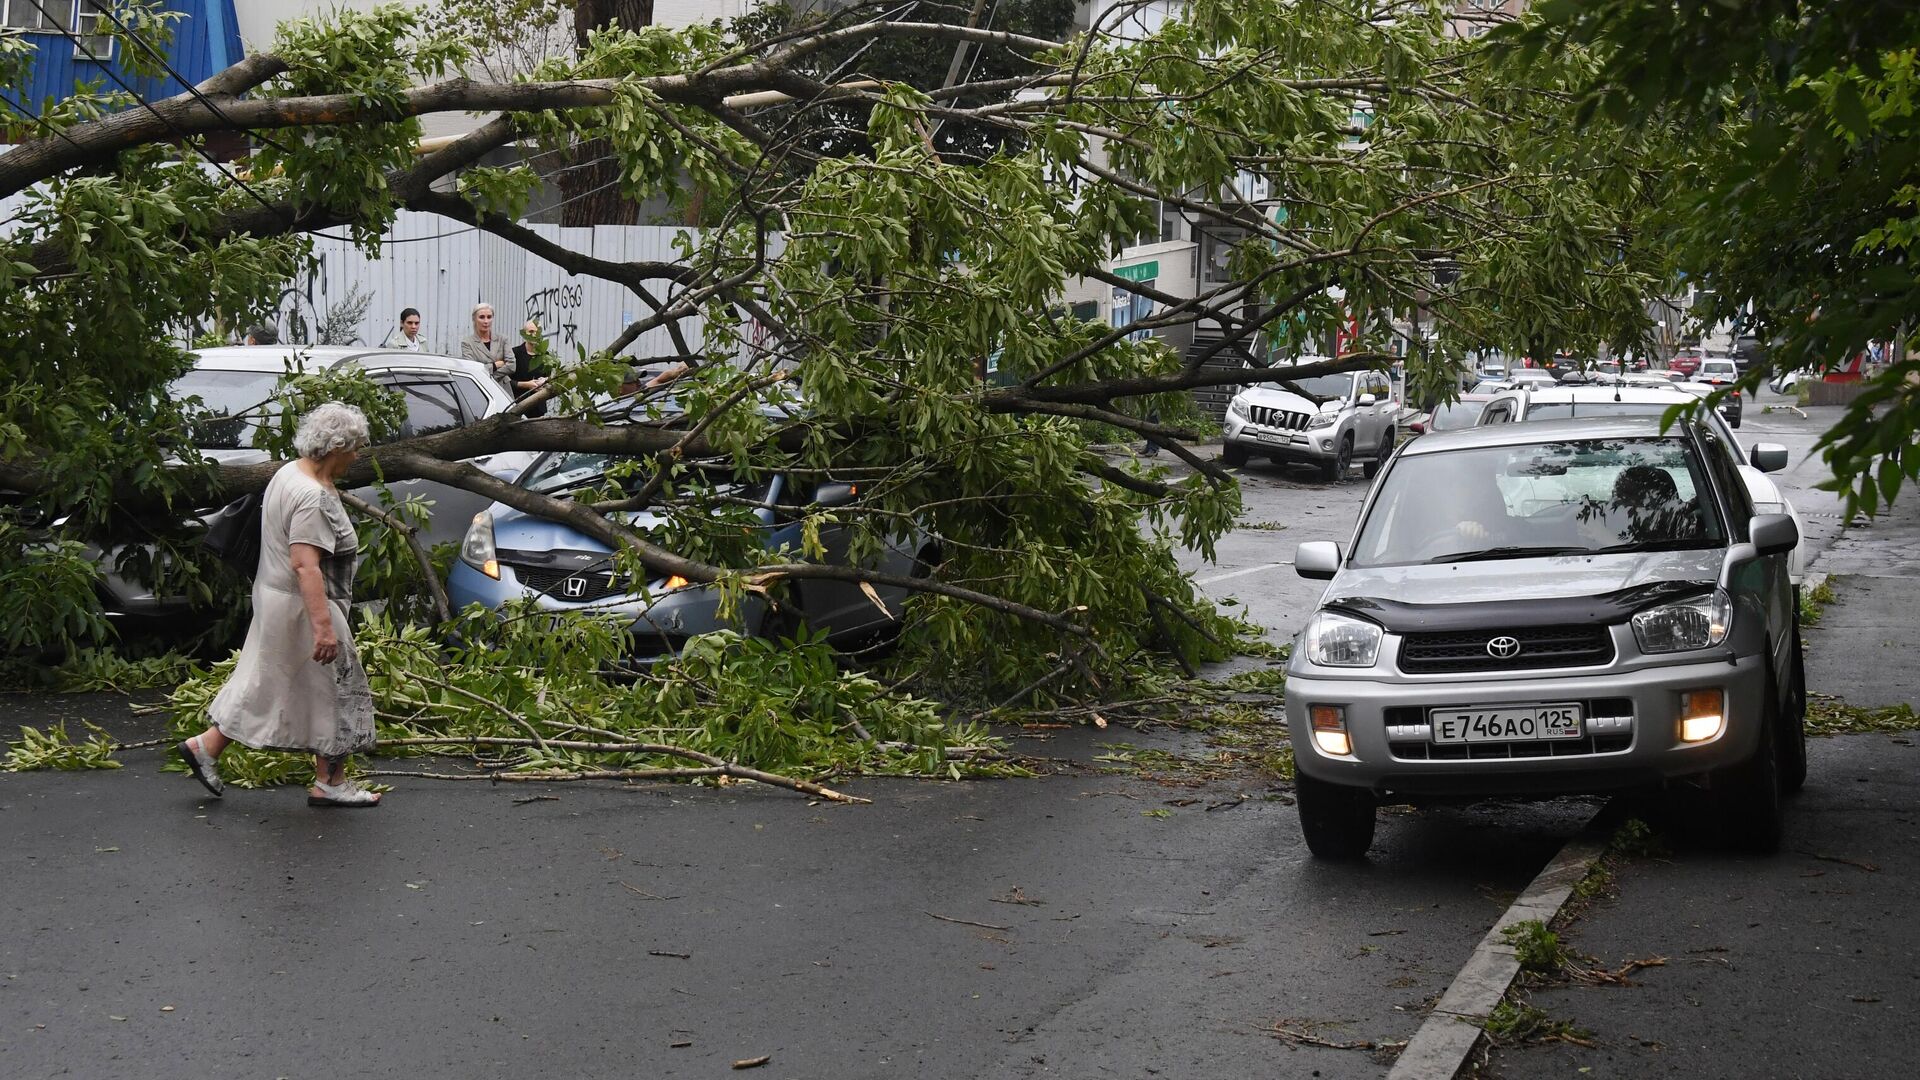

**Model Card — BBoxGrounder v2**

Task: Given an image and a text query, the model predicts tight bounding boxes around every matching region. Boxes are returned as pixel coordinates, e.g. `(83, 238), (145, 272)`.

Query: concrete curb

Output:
(1385, 818), (1612, 1080)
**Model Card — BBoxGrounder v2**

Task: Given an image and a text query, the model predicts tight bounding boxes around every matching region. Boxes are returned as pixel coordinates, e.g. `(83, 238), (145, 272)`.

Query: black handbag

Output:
(201, 492), (263, 573)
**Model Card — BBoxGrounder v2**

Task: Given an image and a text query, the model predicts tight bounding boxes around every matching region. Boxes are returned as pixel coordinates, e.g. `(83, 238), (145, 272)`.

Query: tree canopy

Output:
(1509, 0), (1920, 516)
(0, 1), (1686, 770)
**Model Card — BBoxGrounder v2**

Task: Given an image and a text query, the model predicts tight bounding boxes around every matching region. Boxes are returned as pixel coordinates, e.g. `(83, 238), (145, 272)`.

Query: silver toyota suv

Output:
(1222, 363), (1398, 480)
(1284, 417), (1804, 858)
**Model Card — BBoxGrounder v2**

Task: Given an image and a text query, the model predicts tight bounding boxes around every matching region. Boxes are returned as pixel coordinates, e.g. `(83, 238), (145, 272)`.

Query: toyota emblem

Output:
(1486, 635), (1522, 659)
(561, 575), (588, 599)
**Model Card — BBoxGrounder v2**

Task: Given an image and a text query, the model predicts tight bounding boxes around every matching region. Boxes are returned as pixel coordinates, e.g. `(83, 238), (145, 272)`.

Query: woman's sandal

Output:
(178, 737), (223, 798)
(308, 778), (381, 808)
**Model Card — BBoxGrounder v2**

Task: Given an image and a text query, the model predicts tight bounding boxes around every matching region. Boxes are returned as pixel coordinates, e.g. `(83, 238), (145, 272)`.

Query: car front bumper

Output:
(447, 559), (767, 654)
(1285, 652), (1767, 798)
(1223, 413), (1339, 462)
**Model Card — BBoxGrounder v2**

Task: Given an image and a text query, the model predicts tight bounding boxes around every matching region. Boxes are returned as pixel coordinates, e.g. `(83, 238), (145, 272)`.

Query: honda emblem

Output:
(1486, 635), (1521, 659)
(561, 575), (588, 599)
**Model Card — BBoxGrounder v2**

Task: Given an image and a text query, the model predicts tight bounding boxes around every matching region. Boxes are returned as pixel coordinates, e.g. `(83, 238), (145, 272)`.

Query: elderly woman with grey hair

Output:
(178, 402), (382, 807)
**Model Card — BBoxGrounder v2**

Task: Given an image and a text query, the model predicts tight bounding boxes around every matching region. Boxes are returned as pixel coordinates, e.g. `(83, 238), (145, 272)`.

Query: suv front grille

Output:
(511, 564), (626, 603)
(1384, 699), (1634, 760)
(1247, 406), (1310, 430)
(1398, 625), (1614, 674)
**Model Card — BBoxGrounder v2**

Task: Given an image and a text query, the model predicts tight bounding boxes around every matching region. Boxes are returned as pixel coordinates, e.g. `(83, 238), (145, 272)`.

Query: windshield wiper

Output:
(1426, 545), (1591, 564)
(1586, 538), (1713, 555)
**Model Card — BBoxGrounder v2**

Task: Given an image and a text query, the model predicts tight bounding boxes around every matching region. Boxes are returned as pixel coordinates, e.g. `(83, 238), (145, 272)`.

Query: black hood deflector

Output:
(1323, 580), (1715, 633)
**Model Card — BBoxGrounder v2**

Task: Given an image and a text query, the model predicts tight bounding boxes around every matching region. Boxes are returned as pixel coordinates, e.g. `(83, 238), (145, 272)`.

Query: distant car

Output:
(1669, 349), (1704, 377)
(1462, 362), (1509, 391)
(1769, 368), (1813, 395)
(447, 446), (937, 660)
(1469, 378), (1513, 395)
(1223, 364), (1399, 480)
(1287, 416), (1804, 858)
(1688, 359), (1744, 427)
(1474, 383), (1801, 583)
(92, 347), (524, 617)
(1506, 369), (1557, 389)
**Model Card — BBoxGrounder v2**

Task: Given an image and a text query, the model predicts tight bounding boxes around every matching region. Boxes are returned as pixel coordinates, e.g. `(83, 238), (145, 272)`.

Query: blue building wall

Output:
(6, 1), (241, 117)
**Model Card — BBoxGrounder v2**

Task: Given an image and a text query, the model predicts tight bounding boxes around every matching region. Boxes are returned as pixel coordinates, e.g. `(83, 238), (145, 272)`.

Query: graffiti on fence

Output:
(524, 283), (584, 350)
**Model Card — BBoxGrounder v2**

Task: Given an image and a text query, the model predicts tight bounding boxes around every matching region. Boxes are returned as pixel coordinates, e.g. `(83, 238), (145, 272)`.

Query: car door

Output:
(367, 373), (493, 545)
(1366, 373), (1394, 448)
(776, 478), (916, 639)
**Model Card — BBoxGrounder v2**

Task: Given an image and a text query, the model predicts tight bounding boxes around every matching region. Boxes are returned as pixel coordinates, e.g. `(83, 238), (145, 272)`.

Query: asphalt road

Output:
(0, 395), (1872, 1080)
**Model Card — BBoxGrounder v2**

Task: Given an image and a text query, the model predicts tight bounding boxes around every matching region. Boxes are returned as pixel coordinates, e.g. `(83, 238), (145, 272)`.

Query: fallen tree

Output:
(0, 2), (1684, 783)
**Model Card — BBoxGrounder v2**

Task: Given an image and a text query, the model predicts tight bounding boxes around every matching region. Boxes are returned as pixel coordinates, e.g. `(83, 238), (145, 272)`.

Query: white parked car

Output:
(1223, 362), (1398, 481)
(92, 346), (529, 616)
(1474, 384), (1806, 584)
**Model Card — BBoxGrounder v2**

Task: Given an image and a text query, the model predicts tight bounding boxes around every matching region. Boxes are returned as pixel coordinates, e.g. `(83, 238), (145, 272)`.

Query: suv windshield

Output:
(172, 369), (285, 449)
(1352, 437), (1726, 566)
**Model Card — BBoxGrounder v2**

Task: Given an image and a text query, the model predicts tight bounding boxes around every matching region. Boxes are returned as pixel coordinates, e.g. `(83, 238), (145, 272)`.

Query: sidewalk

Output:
(1484, 498), (1920, 1078)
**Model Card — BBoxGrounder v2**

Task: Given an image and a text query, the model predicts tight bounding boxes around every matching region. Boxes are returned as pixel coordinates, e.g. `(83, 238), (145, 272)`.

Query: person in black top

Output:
(512, 320), (550, 418)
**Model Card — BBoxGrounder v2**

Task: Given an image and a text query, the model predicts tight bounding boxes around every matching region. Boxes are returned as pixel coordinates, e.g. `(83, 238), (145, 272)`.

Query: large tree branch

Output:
(0, 23), (1068, 199)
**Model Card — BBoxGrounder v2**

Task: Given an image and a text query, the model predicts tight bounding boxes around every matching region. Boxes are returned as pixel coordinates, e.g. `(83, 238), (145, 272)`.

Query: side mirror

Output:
(1356, 393), (1378, 407)
(1749, 443), (1788, 473)
(814, 481), (857, 508)
(1750, 512), (1798, 557)
(1295, 541), (1343, 580)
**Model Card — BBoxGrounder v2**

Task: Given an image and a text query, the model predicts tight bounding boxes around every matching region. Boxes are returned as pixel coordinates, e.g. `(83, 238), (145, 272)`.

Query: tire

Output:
(1319, 434), (1353, 482)
(1222, 442), (1249, 468)
(1731, 414), (1743, 429)
(1781, 626), (1809, 794)
(1714, 675), (1784, 853)
(757, 592), (801, 643)
(1295, 772), (1376, 859)
(1363, 428), (1393, 480)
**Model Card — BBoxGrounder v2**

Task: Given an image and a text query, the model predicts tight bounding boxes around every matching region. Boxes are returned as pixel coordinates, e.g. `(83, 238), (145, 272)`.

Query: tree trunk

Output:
(558, 0), (655, 227)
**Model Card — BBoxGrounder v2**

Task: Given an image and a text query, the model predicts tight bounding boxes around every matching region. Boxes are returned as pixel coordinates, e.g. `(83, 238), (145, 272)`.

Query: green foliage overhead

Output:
(1509, 1), (1920, 517)
(0, 2), (1694, 733)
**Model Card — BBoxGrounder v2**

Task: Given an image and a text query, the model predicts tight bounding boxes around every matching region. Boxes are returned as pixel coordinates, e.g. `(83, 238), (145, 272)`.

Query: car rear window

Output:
(1352, 437), (1726, 567)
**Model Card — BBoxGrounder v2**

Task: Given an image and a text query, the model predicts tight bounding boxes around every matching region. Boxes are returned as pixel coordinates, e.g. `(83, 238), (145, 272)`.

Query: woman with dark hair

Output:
(385, 307), (424, 351)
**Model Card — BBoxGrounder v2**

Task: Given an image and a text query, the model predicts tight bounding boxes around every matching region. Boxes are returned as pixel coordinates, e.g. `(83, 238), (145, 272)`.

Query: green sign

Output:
(1112, 261), (1158, 282)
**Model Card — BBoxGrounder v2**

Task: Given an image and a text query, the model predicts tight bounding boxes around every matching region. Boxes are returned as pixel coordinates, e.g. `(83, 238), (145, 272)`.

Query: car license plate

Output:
(1256, 430), (1288, 444)
(1430, 704), (1583, 744)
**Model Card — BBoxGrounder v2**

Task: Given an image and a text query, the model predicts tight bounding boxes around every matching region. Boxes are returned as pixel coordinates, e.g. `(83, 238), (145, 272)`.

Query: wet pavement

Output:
(2, 396), (1900, 1080)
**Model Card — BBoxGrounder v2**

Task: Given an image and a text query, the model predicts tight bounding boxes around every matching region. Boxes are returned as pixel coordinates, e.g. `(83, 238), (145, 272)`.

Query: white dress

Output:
(207, 463), (375, 760)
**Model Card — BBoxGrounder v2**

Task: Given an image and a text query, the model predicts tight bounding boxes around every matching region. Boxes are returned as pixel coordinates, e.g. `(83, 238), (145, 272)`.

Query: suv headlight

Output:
(1302, 610), (1382, 667)
(1632, 588), (1731, 653)
(1306, 410), (1338, 429)
(460, 512), (500, 579)
(1228, 397), (1250, 420)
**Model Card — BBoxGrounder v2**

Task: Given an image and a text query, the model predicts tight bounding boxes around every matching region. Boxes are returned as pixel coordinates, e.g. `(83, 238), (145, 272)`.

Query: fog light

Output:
(1679, 689), (1724, 743)
(1311, 704), (1351, 756)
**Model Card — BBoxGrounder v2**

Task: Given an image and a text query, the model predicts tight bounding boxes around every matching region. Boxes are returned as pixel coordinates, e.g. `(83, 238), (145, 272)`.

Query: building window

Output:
(1112, 283), (1155, 342)
(4, 1), (75, 32)
(73, 1), (113, 60)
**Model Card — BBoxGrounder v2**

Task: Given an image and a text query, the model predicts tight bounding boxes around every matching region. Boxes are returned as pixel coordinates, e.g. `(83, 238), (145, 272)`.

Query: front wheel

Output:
(1296, 772), (1376, 859)
(1319, 434), (1353, 482)
(1714, 680), (1784, 852)
(1781, 627), (1808, 794)
(1363, 428), (1393, 480)
(1222, 442), (1250, 468)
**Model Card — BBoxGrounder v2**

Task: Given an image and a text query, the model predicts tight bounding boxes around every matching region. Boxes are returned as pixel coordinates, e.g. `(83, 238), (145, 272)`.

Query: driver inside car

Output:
(1449, 470), (1515, 542)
